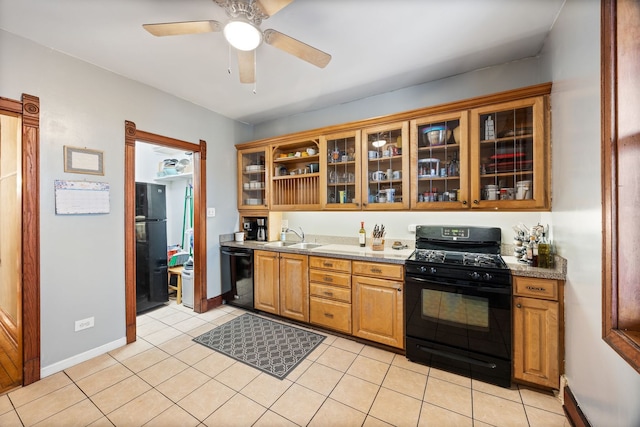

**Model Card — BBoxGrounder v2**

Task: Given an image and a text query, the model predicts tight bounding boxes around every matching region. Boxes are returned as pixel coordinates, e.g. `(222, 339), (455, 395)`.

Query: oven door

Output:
(405, 273), (512, 387)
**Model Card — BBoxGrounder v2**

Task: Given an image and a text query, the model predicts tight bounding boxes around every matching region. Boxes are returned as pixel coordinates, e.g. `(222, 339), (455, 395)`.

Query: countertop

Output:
(221, 239), (567, 280)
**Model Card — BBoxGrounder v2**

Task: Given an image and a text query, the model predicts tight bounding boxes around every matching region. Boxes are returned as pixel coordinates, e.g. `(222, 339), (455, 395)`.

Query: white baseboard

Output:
(40, 337), (127, 378)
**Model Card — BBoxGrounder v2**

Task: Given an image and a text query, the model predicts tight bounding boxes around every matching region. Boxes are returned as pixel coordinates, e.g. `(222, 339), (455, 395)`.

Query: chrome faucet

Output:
(286, 227), (305, 242)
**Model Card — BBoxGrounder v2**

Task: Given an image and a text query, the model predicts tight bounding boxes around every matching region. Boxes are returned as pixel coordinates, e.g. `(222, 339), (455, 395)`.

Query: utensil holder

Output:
(371, 238), (385, 251)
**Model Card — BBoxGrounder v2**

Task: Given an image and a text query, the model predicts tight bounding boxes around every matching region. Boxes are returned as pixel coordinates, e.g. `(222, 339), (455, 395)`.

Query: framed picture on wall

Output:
(64, 146), (104, 175)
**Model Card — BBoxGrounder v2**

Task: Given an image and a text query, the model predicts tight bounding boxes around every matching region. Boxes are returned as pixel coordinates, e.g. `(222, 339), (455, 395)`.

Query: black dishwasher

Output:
(220, 246), (254, 310)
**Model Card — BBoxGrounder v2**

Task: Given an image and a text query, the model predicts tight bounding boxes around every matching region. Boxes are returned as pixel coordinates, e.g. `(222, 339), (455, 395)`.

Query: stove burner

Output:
(463, 253), (504, 268)
(414, 249), (446, 263)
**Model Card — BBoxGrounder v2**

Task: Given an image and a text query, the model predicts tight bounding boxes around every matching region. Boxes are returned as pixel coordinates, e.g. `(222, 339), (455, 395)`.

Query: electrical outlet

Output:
(408, 224), (417, 233)
(207, 207), (216, 217)
(75, 317), (94, 331)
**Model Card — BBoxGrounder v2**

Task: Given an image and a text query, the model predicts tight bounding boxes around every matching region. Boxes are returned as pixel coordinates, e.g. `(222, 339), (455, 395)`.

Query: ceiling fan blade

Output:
(256, 0), (294, 17)
(264, 29), (331, 68)
(237, 50), (256, 84)
(143, 20), (221, 37)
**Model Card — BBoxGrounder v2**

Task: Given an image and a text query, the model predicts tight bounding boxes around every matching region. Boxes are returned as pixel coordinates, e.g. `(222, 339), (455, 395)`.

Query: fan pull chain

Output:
(227, 45), (232, 75)
(253, 49), (257, 94)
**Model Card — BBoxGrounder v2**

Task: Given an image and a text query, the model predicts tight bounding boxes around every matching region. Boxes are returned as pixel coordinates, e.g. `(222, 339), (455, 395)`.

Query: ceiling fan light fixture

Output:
(223, 19), (262, 51)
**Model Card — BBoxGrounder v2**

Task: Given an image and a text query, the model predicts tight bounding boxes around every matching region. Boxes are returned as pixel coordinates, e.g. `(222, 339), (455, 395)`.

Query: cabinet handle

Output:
(324, 312), (334, 318)
(473, 200), (479, 205)
(323, 276), (334, 282)
(516, 303), (522, 308)
(526, 286), (547, 292)
(371, 268), (382, 273)
(396, 287), (402, 292)
(323, 262), (333, 267)
(323, 291), (334, 297)
(462, 200), (468, 205)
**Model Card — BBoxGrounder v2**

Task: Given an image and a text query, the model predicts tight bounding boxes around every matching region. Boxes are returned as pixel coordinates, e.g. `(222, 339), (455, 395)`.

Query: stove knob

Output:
(483, 273), (493, 281)
(430, 267), (437, 275)
(419, 266), (428, 273)
(470, 271), (481, 280)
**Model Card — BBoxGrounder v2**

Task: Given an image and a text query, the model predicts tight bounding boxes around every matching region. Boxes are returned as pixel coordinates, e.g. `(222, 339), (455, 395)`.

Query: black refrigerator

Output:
(135, 182), (168, 314)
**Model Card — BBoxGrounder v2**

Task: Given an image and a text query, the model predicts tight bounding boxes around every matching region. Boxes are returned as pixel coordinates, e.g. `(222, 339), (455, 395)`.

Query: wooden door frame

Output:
(124, 120), (207, 343)
(0, 94), (41, 386)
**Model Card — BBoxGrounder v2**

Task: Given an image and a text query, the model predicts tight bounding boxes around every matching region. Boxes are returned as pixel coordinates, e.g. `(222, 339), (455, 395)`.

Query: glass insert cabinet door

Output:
(320, 130), (361, 209)
(237, 147), (268, 209)
(470, 97), (547, 209)
(410, 112), (469, 209)
(361, 121), (409, 210)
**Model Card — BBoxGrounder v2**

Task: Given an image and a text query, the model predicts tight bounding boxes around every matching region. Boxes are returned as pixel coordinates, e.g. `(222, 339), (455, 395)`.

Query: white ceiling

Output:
(0, 0), (564, 125)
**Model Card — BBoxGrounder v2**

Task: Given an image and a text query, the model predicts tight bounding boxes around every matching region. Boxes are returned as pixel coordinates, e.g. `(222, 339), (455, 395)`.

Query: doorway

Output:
(0, 94), (41, 392)
(124, 121), (207, 343)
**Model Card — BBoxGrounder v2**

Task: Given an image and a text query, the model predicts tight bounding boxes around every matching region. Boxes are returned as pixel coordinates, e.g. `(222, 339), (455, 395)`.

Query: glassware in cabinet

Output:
(410, 112), (468, 209)
(361, 121), (409, 210)
(237, 147), (268, 209)
(320, 130), (361, 209)
(470, 96), (548, 209)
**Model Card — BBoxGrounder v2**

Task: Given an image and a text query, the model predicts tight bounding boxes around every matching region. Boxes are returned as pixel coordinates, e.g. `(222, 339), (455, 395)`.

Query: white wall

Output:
(0, 29), (252, 374)
(542, 0), (640, 425)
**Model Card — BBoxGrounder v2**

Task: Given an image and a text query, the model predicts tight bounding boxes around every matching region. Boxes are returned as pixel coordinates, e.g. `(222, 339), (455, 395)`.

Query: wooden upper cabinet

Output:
(409, 111), (469, 209)
(237, 146), (269, 210)
(469, 96), (550, 210)
(236, 84), (552, 212)
(320, 130), (362, 210)
(361, 121), (410, 210)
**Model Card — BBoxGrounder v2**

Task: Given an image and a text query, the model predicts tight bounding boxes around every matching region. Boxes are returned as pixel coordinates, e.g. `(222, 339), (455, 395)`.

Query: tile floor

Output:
(0, 302), (569, 426)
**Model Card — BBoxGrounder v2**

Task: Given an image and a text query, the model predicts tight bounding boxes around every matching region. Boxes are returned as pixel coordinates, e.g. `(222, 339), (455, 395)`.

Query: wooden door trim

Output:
(0, 94), (41, 387)
(124, 121), (207, 343)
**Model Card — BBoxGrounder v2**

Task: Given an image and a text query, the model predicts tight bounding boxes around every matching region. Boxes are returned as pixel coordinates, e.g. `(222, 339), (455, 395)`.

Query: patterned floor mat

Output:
(193, 313), (326, 379)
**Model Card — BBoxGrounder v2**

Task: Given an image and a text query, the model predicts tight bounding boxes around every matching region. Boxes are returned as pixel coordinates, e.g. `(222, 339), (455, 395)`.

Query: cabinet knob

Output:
(473, 200), (479, 205)
(516, 303), (522, 308)
(462, 200), (468, 205)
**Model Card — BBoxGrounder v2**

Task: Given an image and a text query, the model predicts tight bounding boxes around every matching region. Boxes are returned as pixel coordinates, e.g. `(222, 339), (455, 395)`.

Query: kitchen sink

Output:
(288, 242), (324, 249)
(263, 241), (296, 247)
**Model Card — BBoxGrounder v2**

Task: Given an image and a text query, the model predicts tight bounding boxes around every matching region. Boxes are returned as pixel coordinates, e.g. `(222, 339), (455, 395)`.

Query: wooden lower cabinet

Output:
(513, 276), (563, 389)
(352, 262), (404, 349)
(254, 250), (279, 314)
(254, 250), (309, 322)
(279, 253), (309, 322)
(309, 256), (352, 333)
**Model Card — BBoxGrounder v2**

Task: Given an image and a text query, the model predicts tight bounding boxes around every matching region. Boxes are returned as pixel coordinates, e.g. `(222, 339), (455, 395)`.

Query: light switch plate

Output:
(408, 224), (417, 233)
(207, 208), (216, 217)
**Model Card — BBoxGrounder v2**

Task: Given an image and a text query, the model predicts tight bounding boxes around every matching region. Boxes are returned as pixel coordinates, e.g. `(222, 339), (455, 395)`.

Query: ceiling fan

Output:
(143, 0), (331, 84)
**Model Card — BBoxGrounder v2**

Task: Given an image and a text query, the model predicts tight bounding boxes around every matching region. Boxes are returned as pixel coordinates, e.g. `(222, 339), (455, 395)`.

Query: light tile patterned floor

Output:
(0, 303), (570, 426)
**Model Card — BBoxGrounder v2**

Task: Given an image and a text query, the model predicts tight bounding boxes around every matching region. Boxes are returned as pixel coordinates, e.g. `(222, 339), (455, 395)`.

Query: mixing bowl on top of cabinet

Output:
(309, 256), (352, 334)
(513, 276), (564, 389)
(352, 261), (404, 349)
(254, 250), (309, 322)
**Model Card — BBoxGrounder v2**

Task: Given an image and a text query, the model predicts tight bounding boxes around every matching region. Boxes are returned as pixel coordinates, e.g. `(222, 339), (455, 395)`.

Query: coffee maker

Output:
(256, 218), (266, 241)
(242, 216), (267, 241)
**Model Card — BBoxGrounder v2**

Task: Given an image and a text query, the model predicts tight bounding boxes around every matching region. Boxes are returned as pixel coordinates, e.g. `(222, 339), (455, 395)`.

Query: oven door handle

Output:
(406, 276), (511, 295)
(416, 345), (497, 369)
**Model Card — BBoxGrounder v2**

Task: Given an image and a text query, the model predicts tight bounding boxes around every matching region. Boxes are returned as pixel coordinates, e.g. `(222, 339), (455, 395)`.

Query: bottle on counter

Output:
(537, 232), (550, 268)
(359, 221), (366, 247)
(532, 237), (539, 267)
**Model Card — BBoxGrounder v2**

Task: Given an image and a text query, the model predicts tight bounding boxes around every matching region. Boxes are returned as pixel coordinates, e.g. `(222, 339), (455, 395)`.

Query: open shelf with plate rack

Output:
(271, 139), (321, 210)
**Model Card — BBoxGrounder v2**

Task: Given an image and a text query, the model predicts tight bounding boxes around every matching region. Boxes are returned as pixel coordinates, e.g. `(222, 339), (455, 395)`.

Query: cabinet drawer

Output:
(310, 283), (351, 303)
(513, 276), (558, 300)
(310, 297), (352, 334)
(352, 261), (403, 280)
(309, 256), (351, 273)
(309, 269), (351, 288)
